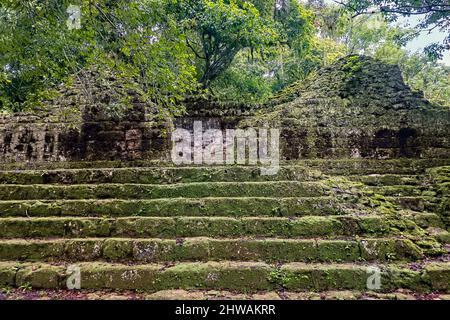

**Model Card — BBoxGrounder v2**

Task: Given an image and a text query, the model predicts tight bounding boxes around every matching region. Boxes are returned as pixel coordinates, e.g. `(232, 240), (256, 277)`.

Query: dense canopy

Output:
(0, 0), (448, 113)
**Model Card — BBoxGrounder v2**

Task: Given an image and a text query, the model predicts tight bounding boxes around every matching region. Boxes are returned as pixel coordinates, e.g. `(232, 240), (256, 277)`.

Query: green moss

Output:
(0, 158), (449, 295)
(414, 238), (446, 256)
(154, 262), (273, 292)
(0, 263), (19, 287)
(0, 166), (324, 184)
(382, 267), (428, 292)
(0, 240), (64, 261)
(0, 181), (331, 201)
(280, 263), (368, 291)
(16, 265), (65, 289)
(101, 239), (133, 261)
(79, 263), (161, 290)
(316, 240), (360, 262)
(359, 239), (423, 262)
(425, 262), (450, 291)
(0, 197), (346, 217)
(424, 166), (450, 228)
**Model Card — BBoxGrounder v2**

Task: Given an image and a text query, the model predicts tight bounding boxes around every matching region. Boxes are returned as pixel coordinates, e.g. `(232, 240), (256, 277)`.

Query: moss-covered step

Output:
(0, 181), (329, 201)
(363, 185), (432, 197)
(1, 158), (449, 173)
(0, 237), (424, 263)
(278, 261), (450, 292)
(299, 159), (450, 175)
(426, 166), (450, 184)
(0, 261), (448, 292)
(0, 197), (347, 217)
(0, 166), (323, 185)
(348, 175), (422, 186)
(387, 196), (439, 212)
(1, 261), (275, 291)
(406, 212), (446, 229)
(427, 228), (450, 244)
(0, 215), (393, 238)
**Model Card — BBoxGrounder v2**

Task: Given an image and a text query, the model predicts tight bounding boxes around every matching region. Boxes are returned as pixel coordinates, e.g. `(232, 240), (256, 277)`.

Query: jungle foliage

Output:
(0, 0), (448, 111)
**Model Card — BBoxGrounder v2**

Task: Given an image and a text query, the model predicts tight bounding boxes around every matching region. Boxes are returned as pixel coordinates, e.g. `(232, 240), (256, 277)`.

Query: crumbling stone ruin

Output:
(0, 55), (448, 299)
(243, 55), (450, 159)
(0, 67), (169, 162)
(1, 56), (449, 163)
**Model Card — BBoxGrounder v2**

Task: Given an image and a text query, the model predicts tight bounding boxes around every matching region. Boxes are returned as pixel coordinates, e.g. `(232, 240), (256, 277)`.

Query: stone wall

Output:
(0, 106), (168, 162)
(1, 103), (448, 163)
(173, 97), (259, 135)
(0, 66), (172, 163)
(0, 98), (256, 163)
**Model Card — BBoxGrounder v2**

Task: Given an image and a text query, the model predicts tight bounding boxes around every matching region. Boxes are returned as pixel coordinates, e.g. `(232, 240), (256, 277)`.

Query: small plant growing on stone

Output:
(18, 282), (32, 292)
(0, 286), (13, 295)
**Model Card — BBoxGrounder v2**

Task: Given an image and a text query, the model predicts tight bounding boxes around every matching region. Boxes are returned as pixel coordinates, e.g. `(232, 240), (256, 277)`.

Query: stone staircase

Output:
(0, 159), (449, 299)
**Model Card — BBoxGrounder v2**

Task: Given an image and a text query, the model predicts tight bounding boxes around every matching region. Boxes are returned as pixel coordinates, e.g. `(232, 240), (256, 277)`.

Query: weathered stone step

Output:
(278, 261), (449, 292)
(349, 175), (422, 186)
(0, 237), (424, 263)
(306, 159), (450, 175)
(145, 289), (450, 300)
(365, 185), (433, 197)
(0, 216), (392, 238)
(388, 196), (438, 212)
(0, 181), (329, 201)
(2, 288), (449, 300)
(0, 166), (322, 185)
(0, 261), (448, 292)
(427, 228), (450, 244)
(408, 212), (446, 229)
(0, 197), (346, 217)
(1, 158), (449, 174)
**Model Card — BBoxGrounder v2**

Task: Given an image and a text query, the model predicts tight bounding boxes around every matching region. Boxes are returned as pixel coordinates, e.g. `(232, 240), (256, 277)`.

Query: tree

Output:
(168, 0), (278, 88)
(335, 0), (450, 59)
(310, 3), (450, 107)
(210, 50), (274, 103)
(0, 0), (198, 112)
(209, 0), (316, 101)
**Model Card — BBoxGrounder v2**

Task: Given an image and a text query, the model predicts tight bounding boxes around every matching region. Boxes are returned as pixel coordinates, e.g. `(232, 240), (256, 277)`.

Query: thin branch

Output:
(93, 4), (119, 31)
(186, 38), (205, 59)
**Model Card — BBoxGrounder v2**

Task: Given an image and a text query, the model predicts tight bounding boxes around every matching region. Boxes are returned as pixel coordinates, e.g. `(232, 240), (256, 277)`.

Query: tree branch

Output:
(186, 38), (205, 59)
